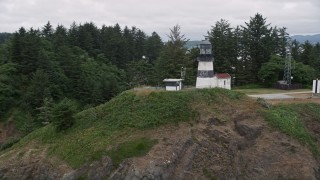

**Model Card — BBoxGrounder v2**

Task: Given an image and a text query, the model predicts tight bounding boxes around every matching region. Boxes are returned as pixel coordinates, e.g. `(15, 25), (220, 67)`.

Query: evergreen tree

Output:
(0, 63), (18, 117)
(241, 13), (274, 83)
(11, 27), (42, 76)
(22, 69), (51, 113)
(277, 27), (289, 57)
(234, 25), (251, 85)
(133, 29), (146, 61)
(42, 21), (54, 39)
(78, 22), (100, 57)
(155, 25), (190, 84)
(36, 97), (54, 124)
(0, 42), (11, 64)
(145, 32), (163, 64)
(68, 22), (79, 47)
(77, 56), (126, 105)
(52, 98), (78, 132)
(127, 59), (152, 87)
(311, 43), (320, 75)
(122, 26), (135, 64)
(208, 19), (237, 75)
(300, 41), (313, 65)
(291, 39), (302, 62)
(53, 25), (68, 48)
(100, 24), (126, 68)
(185, 47), (200, 85)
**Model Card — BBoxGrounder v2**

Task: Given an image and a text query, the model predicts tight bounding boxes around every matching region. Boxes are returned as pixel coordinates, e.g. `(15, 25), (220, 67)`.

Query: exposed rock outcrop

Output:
(105, 114), (319, 179)
(0, 108), (319, 179)
(62, 156), (113, 180)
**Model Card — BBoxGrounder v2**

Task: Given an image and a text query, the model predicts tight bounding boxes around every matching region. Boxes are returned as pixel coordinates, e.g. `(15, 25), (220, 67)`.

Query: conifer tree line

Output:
(208, 14), (320, 86)
(0, 21), (166, 130)
(0, 13), (319, 131)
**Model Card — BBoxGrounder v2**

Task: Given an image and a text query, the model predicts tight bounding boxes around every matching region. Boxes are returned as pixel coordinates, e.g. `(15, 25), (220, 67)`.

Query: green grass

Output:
(234, 88), (310, 95)
(107, 137), (158, 166)
(233, 84), (265, 89)
(12, 88), (244, 168)
(262, 103), (320, 155)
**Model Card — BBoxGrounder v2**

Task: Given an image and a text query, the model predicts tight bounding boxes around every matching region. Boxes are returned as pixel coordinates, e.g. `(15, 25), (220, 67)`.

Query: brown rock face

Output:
(106, 113), (319, 179)
(0, 105), (319, 179)
(62, 156), (113, 180)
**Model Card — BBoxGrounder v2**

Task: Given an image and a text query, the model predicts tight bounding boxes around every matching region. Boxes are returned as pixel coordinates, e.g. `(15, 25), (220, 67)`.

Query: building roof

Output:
(216, 73), (231, 79)
(163, 78), (183, 82)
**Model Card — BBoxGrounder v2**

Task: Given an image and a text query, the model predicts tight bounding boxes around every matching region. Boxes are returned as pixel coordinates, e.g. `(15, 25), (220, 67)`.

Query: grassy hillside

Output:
(3, 88), (320, 170)
(262, 103), (320, 155)
(11, 88), (244, 168)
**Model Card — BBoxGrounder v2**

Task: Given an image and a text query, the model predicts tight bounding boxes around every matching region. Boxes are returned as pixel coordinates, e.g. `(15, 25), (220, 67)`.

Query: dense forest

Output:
(0, 13), (319, 133)
(208, 14), (320, 86)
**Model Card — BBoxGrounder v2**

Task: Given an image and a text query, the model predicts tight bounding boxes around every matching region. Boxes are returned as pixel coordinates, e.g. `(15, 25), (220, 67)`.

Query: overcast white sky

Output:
(1, 0), (319, 40)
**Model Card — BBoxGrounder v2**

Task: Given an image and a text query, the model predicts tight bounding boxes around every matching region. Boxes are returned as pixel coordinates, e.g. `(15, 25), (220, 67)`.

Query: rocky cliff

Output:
(0, 89), (319, 179)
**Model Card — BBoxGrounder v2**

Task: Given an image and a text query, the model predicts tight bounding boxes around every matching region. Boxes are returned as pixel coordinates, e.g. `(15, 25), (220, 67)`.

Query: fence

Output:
(272, 83), (303, 90)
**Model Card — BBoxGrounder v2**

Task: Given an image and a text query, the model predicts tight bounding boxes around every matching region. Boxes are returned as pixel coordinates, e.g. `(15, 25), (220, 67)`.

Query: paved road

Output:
(248, 91), (312, 100)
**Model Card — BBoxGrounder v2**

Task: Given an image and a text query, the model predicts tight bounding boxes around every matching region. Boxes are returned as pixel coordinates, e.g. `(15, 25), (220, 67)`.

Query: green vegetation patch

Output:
(263, 103), (320, 155)
(76, 88), (244, 130)
(234, 88), (310, 95)
(107, 137), (158, 166)
(13, 88), (244, 168)
(99, 91), (195, 129)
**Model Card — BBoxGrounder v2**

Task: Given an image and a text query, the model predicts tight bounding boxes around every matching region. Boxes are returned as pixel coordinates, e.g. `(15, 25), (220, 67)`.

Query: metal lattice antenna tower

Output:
(283, 41), (292, 85)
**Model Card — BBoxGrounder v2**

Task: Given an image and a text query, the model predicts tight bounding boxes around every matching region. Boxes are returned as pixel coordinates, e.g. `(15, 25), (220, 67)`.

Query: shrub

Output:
(0, 137), (20, 151)
(52, 98), (78, 132)
(257, 98), (272, 109)
(107, 137), (158, 165)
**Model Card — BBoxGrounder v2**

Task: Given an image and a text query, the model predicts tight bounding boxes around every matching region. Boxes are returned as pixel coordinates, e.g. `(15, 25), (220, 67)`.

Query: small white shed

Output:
(163, 79), (183, 91)
(215, 73), (231, 90)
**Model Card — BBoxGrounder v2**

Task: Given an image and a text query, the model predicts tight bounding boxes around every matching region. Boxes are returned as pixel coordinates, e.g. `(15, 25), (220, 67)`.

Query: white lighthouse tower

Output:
(196, 40), (216, 88)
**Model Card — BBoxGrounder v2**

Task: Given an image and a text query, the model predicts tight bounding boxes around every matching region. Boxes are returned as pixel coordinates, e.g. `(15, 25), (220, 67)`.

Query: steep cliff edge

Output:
(0, 89), (319, 179)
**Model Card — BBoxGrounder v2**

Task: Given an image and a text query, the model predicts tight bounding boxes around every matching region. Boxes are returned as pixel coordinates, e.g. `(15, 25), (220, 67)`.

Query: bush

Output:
(52, 98), (78, 132)
(257, 98), (272, 109)
(107, 137), (158, 165)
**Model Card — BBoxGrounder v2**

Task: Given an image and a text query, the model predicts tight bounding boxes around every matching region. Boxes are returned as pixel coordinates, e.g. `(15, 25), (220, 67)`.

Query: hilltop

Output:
(291, 34), (320, 44)
(0, 88), (320, 179)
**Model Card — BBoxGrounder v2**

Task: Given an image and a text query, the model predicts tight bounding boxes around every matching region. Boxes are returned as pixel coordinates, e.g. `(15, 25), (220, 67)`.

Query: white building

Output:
(163, 79), (183, 91)
(196, 40), (215, 88)
(215, 73), (231, 90)
(196, 40), (231, 90)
